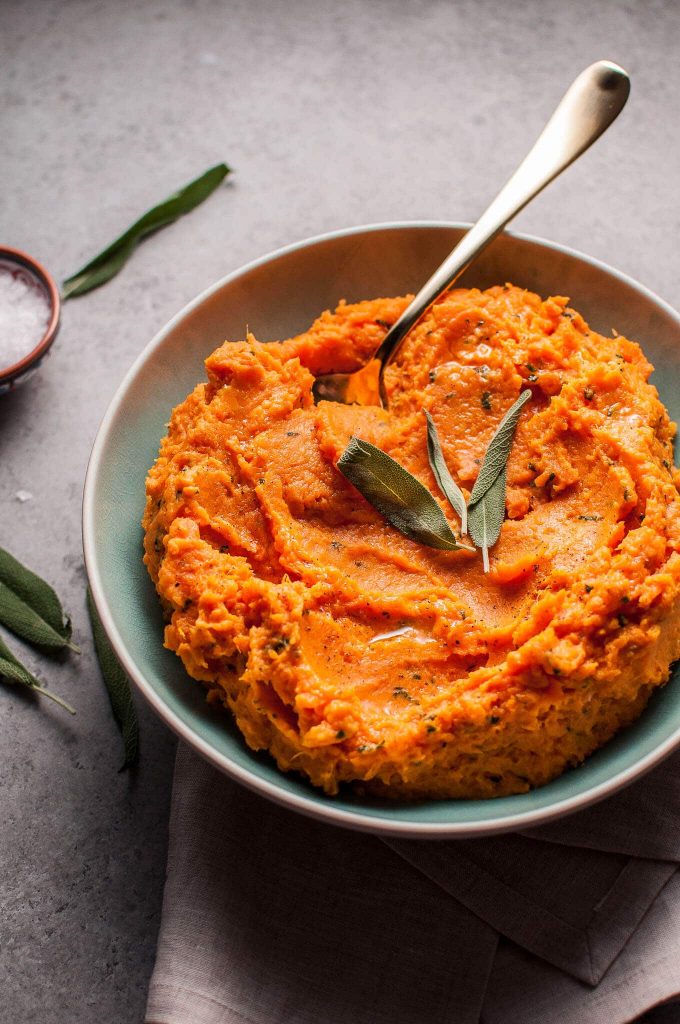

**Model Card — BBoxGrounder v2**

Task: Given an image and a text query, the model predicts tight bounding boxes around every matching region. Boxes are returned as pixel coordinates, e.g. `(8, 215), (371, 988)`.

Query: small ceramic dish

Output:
(0, 246), (61, 393)
(83, 222), (680, 838)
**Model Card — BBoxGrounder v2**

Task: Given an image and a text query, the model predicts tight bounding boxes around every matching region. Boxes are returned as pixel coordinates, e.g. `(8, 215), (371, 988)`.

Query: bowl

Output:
(0, 246), (61, 393)
(83, 222), (680, 838)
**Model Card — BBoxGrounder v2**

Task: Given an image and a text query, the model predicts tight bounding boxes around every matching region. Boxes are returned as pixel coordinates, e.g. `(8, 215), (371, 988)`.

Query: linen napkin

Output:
(145, 743), (680, 1024)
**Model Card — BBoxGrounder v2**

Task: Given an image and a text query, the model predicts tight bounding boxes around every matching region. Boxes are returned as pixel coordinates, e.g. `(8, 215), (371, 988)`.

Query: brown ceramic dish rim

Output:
(0, 245), (61, 384)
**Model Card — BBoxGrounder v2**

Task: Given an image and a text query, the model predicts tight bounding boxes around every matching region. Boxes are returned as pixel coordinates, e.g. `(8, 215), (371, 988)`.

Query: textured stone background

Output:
(1, 0), (679, 1020)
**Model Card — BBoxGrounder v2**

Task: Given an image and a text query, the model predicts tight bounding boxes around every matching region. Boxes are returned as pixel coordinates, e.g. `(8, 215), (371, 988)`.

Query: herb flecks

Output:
(393, 686), (418, 704)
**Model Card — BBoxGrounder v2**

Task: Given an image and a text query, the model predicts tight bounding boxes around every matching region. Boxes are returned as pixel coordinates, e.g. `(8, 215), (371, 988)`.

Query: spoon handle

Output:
(377, 60), (630, 394)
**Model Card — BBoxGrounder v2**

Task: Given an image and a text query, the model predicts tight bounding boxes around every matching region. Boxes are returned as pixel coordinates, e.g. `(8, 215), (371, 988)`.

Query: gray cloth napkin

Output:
(145, 743), (680, 1024)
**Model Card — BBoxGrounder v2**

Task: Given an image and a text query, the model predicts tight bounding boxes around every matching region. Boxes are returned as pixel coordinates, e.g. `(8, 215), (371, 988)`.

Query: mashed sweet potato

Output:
(143, 285), (680, 799)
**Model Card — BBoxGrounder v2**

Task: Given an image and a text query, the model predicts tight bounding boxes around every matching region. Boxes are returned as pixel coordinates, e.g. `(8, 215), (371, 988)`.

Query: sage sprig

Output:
(337, 437), (473, 552)
(0, 546), (73, 640)
(336, 389), (532, 571)
(87, 589), (139, 771)
(468, 390), (532, 506)
(0, 546), (78, 652)
(467, 389), (532, 570)
(62, 162), (231, 299)
(425, 410), (468, 535)
(468, 467), (508, 573)
(0, 633), (76, 715)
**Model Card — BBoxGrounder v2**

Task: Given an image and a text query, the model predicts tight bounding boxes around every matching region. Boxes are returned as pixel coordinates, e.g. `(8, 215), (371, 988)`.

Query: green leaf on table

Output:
(467, 389), (532, 570)
(424, 410), (468, 535)
(337, 437), (474, 552)
(87, 588), (139, 770)
(61, 162), (232, 299)
(0, 579), (79, 653)
(0, 633), (76, 714)
(0, 545), (73, 643)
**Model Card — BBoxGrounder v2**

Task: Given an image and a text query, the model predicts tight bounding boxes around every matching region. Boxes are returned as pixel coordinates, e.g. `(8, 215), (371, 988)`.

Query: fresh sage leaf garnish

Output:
(468, 389), (532, 506)
(0, 545), (74, 645)
(337, 389), (530, 571)
(337, 437), (473, 552)
(467, 389), (532, 571)
(0, 579), (79, 653)
(0, 633), (76, 714)
(62, 162), (231, 299)
(424, 410), (468, 535)
(468, 467), (507, 572)
(87, 588), (139, 770)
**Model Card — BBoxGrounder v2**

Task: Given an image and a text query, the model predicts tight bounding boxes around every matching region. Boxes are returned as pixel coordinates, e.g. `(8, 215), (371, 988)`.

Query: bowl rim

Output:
(83, 219), (680, 838)
(0, 245), (61, 384)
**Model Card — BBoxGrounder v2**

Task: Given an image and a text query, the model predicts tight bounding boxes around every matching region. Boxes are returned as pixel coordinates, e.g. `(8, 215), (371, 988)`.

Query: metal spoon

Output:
(312, 60), (630, 408)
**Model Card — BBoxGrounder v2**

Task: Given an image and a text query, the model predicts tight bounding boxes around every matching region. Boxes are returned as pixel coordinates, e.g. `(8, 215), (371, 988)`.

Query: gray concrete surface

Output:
(1, 0), (679, 1020)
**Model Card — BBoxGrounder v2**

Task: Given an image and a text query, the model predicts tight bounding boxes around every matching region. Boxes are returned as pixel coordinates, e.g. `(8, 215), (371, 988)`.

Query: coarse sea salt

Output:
(0, 260), (51, 371)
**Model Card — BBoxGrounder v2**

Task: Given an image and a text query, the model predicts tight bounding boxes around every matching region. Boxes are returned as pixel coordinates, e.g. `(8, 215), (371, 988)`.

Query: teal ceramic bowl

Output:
(83, 222), (680, 837)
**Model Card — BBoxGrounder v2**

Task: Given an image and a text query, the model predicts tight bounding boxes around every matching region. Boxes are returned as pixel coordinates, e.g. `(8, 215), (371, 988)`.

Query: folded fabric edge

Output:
(146, 980), (258, 1024)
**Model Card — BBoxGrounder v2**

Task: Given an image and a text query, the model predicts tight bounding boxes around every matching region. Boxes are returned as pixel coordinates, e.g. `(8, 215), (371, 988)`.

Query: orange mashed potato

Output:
(143, 285), (680, 799)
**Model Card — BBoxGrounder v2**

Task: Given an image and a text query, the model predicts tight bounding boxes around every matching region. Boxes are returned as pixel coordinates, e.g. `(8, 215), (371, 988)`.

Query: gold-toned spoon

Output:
(312, 60), (630, 408)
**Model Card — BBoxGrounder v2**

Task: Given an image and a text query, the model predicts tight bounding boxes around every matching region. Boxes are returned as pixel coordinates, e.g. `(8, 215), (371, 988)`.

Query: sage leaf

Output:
(87, 589), (139, 770)
(468, 466), (507, 573)
(337, 437), (473, 552)
(0, 634), (76, 714)
(0, 545), (73, 641)
(62, 162), (231, 299)
(424, 410), (468, 535)
(468, 389), (532, 505)
(467, 389), (532, 571)
(0, 578), (78, 653)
